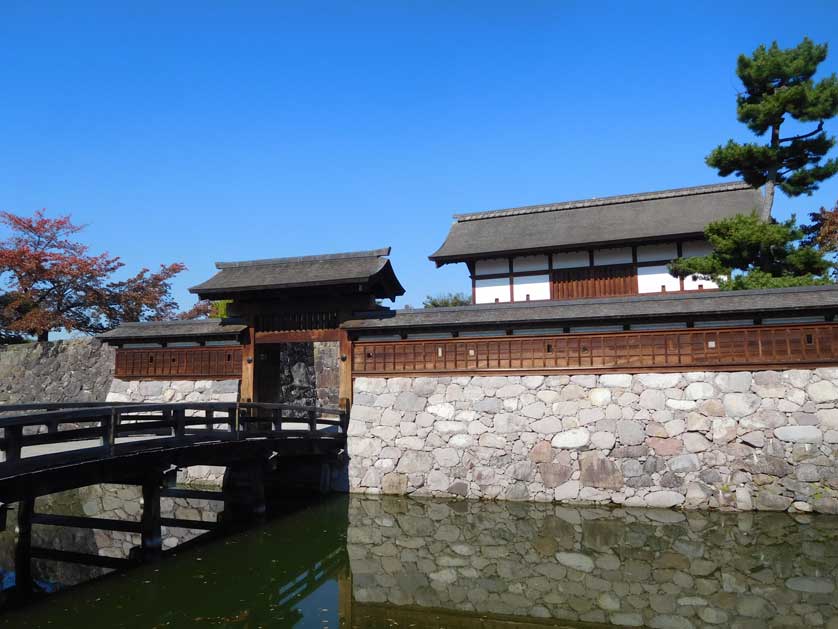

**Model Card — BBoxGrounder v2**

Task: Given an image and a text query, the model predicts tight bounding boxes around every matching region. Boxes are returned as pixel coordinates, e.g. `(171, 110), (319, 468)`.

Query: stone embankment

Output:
(348, 370), (838, 512)
(0, 339), (114, 405)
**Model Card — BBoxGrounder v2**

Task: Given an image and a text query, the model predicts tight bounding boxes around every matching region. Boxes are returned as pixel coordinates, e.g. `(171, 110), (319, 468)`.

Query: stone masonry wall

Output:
(0, 338), (114, 405)
(106, 378), (239, 486)
(348, 371), (838, 513)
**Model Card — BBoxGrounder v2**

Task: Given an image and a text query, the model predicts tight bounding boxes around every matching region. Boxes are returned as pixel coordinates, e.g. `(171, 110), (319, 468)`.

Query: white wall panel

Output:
(474, 258), (510, 275)
(513, 255), (549, 272)
(682, 240), (713, 258)
(637, 242), (677, 262)
(637, 265), (681, 293)
(683, 274), (718, 291)
(475, 277), (511, 303)
(593, 247), (632, 265)
(512, 275), (551, 302)
(553, 250), (589, 269)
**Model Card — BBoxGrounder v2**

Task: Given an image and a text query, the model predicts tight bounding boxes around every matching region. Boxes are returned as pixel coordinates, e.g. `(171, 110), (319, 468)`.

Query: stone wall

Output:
(106, 377), (239, 486)
(0, 338), (114, 405)
(348, 370), (838, 513)
(348, 496), (838, 628)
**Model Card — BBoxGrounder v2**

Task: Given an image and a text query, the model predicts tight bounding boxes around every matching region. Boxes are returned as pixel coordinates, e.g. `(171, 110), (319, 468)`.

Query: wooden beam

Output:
(240, 324), (256, 402)
(255, 329), (342, 343)
(339, 329), (353, 408)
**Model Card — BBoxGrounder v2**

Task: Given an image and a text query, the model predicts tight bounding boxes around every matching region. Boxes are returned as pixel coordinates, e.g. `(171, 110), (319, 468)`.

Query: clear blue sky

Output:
(2, 1), (838, 312)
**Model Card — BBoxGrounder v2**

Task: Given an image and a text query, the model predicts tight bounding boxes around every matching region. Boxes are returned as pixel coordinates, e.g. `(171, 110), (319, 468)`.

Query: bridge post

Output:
(14, 495), (34, 597)
(221, 460), (267, 524)
(139, 474), (163, 560)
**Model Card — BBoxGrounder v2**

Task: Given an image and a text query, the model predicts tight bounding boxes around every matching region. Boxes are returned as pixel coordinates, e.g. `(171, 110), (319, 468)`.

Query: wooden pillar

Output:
(338, 329), (352, 409)
(15, 496), (34, 597)
(140, 476), (162, 560)
(240, 322), (256, 403)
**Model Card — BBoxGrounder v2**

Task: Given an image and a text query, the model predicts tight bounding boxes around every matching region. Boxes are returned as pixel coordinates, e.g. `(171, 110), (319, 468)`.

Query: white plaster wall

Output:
(474, 258), (509, 274)
(636, 242), (677, 262)
(512, 275), (551, 301)
(684, 274), (719, 291)
(553, 250), (589, 269)
(593, 247), (632, 265)
(682, 239), (713, 257)
(512, 255), (549, 272)
(475, 277), (511, 304)
(638, 265), (681, 293)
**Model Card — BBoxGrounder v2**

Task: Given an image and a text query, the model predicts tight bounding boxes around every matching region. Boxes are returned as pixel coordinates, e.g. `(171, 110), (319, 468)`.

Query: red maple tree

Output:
(0, 210), (187, 341)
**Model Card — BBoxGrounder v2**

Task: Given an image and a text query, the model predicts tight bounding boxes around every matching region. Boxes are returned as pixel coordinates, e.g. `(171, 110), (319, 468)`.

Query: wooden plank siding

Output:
(115, 346), (242, 380)
(352, 323), (838, 377)
(554, 264), (637, 299)
(255, 311), (339, 332)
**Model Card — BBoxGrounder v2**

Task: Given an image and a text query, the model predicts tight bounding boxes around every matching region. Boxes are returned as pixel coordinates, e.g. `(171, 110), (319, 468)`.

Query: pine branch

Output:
(779, 120), (824, 143)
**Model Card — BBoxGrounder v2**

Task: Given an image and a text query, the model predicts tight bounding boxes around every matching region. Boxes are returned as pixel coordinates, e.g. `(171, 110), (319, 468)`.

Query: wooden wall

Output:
(114, 346), (242, 380)
(353, 323), (838, 377)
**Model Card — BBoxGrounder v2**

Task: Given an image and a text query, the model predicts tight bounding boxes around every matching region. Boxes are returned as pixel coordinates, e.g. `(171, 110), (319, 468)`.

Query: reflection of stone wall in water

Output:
(347, 496), (838, 628)
(349, 371), (838, 513)
(0, 338), (114, 405)
(2, 485), (224, 588)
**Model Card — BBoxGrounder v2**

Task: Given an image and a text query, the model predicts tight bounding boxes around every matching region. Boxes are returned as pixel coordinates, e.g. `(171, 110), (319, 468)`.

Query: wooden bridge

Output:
(0, 401), (348, 599)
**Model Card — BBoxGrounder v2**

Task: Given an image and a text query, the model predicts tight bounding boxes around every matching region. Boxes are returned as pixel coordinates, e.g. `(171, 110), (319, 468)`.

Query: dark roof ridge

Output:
(214, 247), (391, 269)
(454, 182), (756, 222)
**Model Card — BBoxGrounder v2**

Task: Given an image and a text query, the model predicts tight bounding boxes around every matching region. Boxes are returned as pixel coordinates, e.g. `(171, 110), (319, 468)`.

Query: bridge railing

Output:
(0, 402), (348, 475)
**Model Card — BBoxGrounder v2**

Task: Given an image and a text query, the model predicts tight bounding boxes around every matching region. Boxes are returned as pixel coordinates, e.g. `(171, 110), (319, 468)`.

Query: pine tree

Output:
(706, 38), (838, 219)
(668, 212), (833, 290)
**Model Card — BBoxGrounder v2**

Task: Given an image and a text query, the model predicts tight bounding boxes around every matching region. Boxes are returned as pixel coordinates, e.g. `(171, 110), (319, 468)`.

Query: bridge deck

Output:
(0, 401), (348, 502)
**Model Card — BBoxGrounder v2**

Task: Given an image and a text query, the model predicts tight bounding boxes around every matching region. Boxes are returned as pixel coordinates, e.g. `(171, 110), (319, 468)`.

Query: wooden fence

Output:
(115, 346), (242, 380)
(352, 323), (838, 376)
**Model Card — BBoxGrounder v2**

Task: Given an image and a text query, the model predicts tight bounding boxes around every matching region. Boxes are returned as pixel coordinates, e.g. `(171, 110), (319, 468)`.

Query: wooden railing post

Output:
(173, 408), (186, 442)
(5, 426), (22, 463)
(102, 409), (117, 455)
(307, 409), (317, 434)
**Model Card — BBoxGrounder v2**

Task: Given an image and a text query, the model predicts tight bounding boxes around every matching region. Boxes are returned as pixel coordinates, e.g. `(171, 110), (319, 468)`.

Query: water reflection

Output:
(0, 495), (836, 628)
(348, 498), (838, 628)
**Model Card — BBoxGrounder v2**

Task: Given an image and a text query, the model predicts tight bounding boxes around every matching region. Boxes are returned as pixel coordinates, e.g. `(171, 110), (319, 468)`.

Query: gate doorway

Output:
(255, 342), (340, 407)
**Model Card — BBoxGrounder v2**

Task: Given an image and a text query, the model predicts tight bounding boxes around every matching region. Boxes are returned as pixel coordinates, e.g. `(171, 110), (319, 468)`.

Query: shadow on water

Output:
(0, 495), (837, 628)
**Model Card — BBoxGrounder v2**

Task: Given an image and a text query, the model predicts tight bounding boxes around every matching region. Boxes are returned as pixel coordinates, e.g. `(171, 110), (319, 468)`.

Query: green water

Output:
(1, 495), (838, 628)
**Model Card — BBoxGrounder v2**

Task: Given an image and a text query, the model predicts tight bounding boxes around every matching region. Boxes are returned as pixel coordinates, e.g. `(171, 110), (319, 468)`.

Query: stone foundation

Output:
(348, 370), (838, 512)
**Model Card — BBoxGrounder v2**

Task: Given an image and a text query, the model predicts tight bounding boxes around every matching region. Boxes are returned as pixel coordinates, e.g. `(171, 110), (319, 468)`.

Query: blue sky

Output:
(2, 1), (838, 312)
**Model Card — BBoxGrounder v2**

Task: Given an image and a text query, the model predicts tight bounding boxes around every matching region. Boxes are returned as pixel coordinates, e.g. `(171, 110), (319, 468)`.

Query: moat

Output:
(0, 495), (837, 628)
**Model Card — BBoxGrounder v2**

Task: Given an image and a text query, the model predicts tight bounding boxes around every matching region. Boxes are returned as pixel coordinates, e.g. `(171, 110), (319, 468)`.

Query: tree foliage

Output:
(668, 212), (833, 290)
(423, 292), (471, 308)
(0, 210), (187, 341)
(706, 38), (838, 219)
(802, 199), (838, 251)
